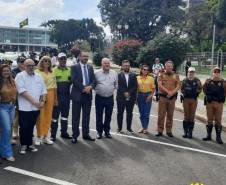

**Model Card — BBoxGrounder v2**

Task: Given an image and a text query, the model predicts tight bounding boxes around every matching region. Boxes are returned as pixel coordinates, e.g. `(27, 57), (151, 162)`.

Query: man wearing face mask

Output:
(203, 67), (226, 144)
(117, 60), (137, 134)
(50, 53), (72, 141)
(156, 60), (181, 137)
(181, 67), (202, 139)
(94, 58), (118, 139)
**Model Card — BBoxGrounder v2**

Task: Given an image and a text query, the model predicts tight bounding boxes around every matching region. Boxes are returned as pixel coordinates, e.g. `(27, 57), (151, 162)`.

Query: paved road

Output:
(1, 99), (226, 185)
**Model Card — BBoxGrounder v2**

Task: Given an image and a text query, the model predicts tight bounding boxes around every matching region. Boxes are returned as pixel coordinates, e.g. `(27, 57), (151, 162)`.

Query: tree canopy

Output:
(41, 18), (105, 49)
(98, 0), (186, 42)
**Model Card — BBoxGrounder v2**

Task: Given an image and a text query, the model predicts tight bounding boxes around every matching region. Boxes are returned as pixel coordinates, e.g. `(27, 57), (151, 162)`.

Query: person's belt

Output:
(159, 93), (178, 100)
(138, 91), (152, 94)
(0, 101), (15, 105)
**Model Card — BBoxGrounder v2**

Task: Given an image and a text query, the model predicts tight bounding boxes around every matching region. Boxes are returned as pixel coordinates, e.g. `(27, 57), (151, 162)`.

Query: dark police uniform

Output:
(202, 74), (226, 144)
(181, 77), (202, 138)
(50, 66), (72, 141)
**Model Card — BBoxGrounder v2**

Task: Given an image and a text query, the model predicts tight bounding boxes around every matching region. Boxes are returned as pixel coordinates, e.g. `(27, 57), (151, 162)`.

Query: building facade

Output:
(0, 26), (57, 52)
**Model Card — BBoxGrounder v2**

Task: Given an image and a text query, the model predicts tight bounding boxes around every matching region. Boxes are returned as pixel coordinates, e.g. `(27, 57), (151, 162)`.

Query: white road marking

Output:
(68, 126), (226, 159)
(4, 166), (78, 185)
(90, 106), (204, 125)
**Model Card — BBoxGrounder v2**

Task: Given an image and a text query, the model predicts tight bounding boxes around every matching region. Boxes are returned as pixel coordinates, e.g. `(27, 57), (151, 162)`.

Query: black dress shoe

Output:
(96, 133), (102, 139)
(127, 129), (134, 133)
(71, 138), (77, 144)
(167, 132), (174, 137)
(155, 132), (163, 137)
(83, 135), (95, 141)
(50, 137), (56, 142)
(61, 133), (72, 139)
(105, 133), (112, 139)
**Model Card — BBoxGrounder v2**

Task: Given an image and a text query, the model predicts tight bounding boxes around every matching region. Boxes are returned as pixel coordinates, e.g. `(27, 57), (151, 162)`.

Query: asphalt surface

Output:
(1, 98), (226, 185)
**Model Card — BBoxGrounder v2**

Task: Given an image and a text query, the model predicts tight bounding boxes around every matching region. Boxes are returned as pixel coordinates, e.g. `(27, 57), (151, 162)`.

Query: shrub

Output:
(112, 39), (143, 67)
(136, 33), (191, 69)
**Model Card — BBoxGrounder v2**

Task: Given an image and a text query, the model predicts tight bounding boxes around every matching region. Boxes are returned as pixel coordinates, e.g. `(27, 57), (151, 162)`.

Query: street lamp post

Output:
(117, 24), (129, 40)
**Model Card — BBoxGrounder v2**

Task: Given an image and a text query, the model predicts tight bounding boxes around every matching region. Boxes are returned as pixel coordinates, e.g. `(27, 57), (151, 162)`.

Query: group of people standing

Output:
(0, 51), (226, 164)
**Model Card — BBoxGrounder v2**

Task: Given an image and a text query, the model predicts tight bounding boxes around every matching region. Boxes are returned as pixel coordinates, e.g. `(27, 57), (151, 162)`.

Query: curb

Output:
(175, 106), (226, 132)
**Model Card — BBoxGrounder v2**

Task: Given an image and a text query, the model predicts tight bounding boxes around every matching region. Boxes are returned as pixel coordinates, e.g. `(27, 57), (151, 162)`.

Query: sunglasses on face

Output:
(59, 57), (67, 61)
(213, 70), (220, 73)
(43, 60), (51, 63)
(142, 68), (149, 71)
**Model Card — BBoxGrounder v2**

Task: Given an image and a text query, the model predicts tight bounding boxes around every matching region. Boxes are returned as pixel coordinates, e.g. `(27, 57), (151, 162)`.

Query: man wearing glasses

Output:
(203, 67), (226, 144)
(50, 53), (72, 141)
(15, 59), (47, 154)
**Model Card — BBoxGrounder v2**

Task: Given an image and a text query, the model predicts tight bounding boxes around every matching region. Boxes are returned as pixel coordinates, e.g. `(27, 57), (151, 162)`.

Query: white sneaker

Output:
(43, 137), (53, 145)
(28, 145), (38, 152)
(35, 137), (42, 146)
(19, 145), (27, 155)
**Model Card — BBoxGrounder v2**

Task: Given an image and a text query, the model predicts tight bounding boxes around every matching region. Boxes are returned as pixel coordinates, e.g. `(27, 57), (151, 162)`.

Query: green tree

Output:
(41, 19), (105, 48)
(183, 5), (212, 52)
(98, 0), (185, 42)
(136, 33), (190, 69)
(93, 49), (109, 66)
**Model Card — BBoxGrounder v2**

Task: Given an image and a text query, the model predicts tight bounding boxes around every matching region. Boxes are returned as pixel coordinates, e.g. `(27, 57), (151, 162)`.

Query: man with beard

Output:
(70, 51), (95, 144)
(117, 60), (137, 133)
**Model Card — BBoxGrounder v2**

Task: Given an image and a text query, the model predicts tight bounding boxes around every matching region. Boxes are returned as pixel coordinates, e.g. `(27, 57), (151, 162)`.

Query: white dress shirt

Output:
(124, 73), (129, 87)
(15, 71), (47, 111)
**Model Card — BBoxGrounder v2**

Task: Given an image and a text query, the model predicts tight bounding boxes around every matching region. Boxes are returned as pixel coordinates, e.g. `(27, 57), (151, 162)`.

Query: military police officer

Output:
(156, 60), (181, 137)
(50, 53), (72, 141)
(181, 67), (202, 139)
(202, 67), (226, 144)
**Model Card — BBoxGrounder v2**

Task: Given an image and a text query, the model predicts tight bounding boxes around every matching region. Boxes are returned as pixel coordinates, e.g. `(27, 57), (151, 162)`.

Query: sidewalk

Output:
(176, 74), (226, 130)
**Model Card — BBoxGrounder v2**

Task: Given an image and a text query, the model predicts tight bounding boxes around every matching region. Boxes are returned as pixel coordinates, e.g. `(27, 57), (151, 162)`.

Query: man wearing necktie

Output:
(70, 51), (96, 144)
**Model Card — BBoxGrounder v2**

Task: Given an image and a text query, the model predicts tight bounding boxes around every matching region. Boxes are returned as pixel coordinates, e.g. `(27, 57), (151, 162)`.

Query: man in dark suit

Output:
(117, 60), (138, 133)
(71, 51), (95, 143)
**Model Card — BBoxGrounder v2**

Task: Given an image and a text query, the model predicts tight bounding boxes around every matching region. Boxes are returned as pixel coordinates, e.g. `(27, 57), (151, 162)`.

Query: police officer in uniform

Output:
(156, 60), (181, 137)
(203, 67), (226, 144)
(50, 53), (72, 141)
(181, 67), (202, 139)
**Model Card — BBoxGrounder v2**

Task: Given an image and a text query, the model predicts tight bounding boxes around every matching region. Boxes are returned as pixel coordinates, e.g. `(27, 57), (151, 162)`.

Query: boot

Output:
(203, 123), (213, 141)
(215, 124), (224, 144)
(182, 121), (189, 138)
(187, 121), (194, 139)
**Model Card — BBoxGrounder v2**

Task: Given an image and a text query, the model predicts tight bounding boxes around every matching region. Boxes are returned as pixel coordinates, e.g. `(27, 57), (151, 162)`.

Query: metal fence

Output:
(179, 51), (226, 73)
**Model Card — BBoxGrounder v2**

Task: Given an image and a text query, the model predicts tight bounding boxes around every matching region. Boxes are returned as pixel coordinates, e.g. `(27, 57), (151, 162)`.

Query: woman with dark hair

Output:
(0, 64), (17, 162)
(137, 65), (155, 134)
(35, 56), (57, 145)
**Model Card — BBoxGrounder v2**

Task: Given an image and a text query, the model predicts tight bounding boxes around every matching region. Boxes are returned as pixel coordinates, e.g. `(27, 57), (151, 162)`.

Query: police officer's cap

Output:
(188, 67), (195, 72)
(212, 66), (221, 72)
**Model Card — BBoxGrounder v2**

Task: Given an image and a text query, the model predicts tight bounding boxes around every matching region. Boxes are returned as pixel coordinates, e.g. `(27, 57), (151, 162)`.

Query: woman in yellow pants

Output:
(35, 56), (57, 145)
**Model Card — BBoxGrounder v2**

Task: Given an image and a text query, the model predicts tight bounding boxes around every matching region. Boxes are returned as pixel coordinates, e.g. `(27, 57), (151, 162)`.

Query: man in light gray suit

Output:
(71, 51), (95, 144)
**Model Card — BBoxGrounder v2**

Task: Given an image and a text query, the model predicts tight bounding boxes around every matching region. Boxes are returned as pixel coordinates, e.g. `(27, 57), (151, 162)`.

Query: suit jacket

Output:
(71, 63), (95, 101)
(117, 72), (138, 102)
